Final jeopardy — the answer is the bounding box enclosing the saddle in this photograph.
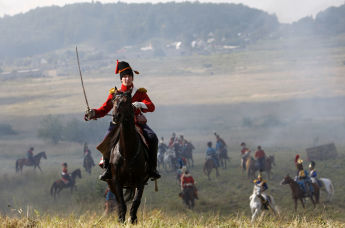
[96,124,149,158]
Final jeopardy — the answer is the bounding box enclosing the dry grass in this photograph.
[2,210,345,228]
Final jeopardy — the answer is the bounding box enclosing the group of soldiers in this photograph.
[252,153,322,209]
[22,60,324,212]
[158,132,193,168]
[204,132,229,168]
[240,142,266,172]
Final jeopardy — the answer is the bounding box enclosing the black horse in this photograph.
[83,154,95,174]
[107,90,152,224]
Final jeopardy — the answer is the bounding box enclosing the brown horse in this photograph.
[218,149,230,169]
[107,90,151,224]
[180,187,196,209]
[50,168,82,199]
[246,155,275,179]
[280,175,320,211]
[203,159,220,180]
[83,154,95,174]
[15,151,47,173]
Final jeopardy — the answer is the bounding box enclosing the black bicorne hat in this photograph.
[115,60,139,79]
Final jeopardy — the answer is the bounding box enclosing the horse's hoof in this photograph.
[131,217,138,224]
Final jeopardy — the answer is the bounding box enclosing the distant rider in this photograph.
[253,173,269,209]
[254,146,266,172]
[295,155,312,195]
[27,147,35,165]
[309,161,322,187]
[214,132,228,159]
[206,141,219,167]
[180,166,198,199]
[240,142,250,170]
[61,162,71,185]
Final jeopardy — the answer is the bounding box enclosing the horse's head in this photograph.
[35,151,47,160]
[112,89,134,124]
[41,151,47,159]
[267,155,275,165]
[280,174,292,185]
[72,168,82,179]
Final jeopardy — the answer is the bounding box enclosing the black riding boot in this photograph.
[258,195,268,210]
[148,143,161,180]
[99,159,112,181]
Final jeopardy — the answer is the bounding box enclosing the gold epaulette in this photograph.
[253,179,258,183]
[109,88,116,94]
[137,87,147,93]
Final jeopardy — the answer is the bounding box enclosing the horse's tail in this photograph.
[315,184,320,204]
[329,181,335,197]
[267,195,279,215]
[203,161,207,175]
[124,188,135,202]
[50,182,56,197]
[15,160,20,172]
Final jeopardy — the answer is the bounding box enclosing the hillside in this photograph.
[0,2,279,59]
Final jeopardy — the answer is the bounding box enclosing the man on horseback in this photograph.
[84,60,161,182]
[83,142,91,157]
[241,142,250,170]
[169,132,178,148]
[180,166,198,199]
[214,133,228,159]
[206,141,219,167]
[61,162,72,185]
[26,147,35,165]
[254,146,266,172]
[159,137,168,154]
[309,161,322,187]
[295,155,312,195]
[253,173,269,209]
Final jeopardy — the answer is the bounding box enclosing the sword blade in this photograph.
[76,46,90,111]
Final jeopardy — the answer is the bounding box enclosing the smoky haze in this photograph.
[0,1,345,216]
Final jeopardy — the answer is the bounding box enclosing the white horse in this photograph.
[249,185,278,222]
[311,177,334,202]
[163,149,176,171]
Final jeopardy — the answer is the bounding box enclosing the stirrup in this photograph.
[99,168,112,181]
[149,170,161,180]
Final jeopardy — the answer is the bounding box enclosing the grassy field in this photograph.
[1,143,345,227]
[1,36,345,226]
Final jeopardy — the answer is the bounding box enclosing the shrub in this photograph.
[0,123,17,136]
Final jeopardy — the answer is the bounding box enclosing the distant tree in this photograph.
[37,115,63,144]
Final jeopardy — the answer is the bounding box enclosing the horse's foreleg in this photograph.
[300,198,305,209]
[251,209,259,223]
[37,165,43,173]
[310,196,316,208]
[130,186,144,224]
[113,183,126,223]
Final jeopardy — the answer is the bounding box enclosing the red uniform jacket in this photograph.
[255,150,266,159]
[181,173,195,188]
[93,84,155,118]
[241,148,249,155]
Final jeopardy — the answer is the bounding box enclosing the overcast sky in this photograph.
[0,0,344,23]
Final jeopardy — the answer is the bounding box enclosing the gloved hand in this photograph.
[132,102,147,109]
[84,109,96,121]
